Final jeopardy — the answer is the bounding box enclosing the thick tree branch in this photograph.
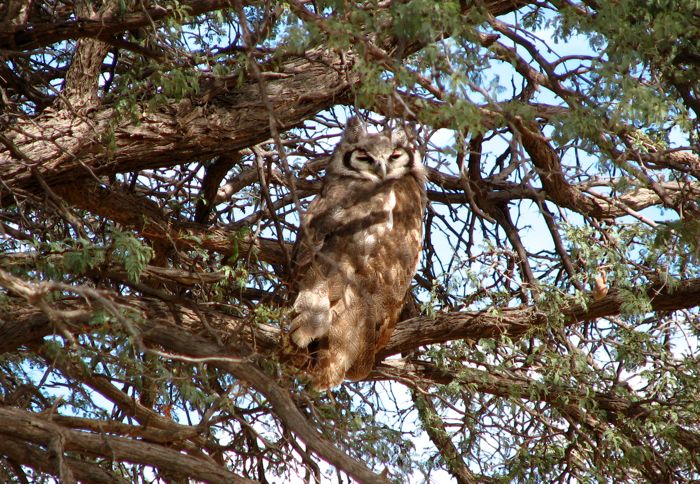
[0,0,237,51]
[0,406,253,483]
[0,46,356,200]
[195,153,243,223]
[60,1,116,110]
[511,116,606,217]
[381,278,700,358]
[50,179,289,265]
[0,435,127,484]
[3,268,700,368]
[1,265,699,480]
[0,0,530,202]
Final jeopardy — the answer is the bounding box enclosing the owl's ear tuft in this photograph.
[342,116,366,144]
[391,123,417,146]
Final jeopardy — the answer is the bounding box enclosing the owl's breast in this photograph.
[306,176,424,269]
[356,189,394,247]
[357,183,423,262]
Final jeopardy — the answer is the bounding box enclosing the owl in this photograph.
[289,117,427,390]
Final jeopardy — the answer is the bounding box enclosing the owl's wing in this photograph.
[289,183,350,348]
[293,182,349,274]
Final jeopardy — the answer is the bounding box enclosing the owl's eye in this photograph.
[355,151,373,163]
[390,149,404,161]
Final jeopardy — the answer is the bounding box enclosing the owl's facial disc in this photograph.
[347,149,384,180]
[331,125,421,183]
[345,146,411,181]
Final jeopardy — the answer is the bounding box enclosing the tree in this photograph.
[1,0,700,481]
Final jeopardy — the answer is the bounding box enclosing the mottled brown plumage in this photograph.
[289,117,426,390]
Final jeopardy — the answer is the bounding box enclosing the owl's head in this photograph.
[327,117,424,183]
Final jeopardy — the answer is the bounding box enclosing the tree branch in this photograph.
[0,406,253,483]
[0,435,127,484]
[3,268,700,370]
[410,388,477,484]
[50,178,289,266]
[381,278,700,358]
[0,0,237,51]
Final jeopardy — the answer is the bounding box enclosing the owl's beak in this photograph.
[373,160,387,179]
